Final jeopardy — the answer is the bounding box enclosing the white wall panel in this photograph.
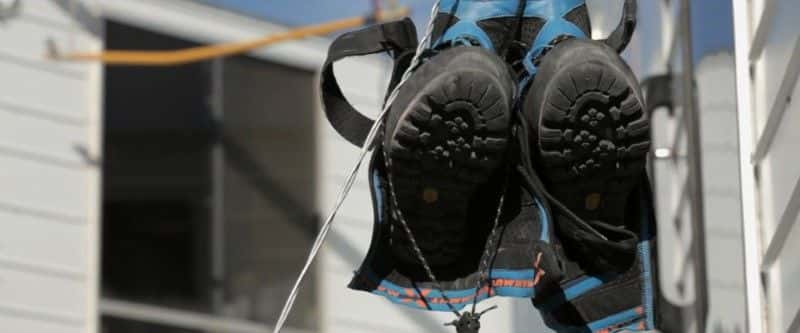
[0,210,87,274]
[0,107,87,164]
[0,312,83,333]
[0,1,102,332]
[0,155,88,218]
[0,60,88,121]
[19,0,84,26]
[316,56,535,332]
[0,15,92,73]
[0,266,87,319]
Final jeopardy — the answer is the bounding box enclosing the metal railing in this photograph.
[734,0,800,331]
[641,1,714,331]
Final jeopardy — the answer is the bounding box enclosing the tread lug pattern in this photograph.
[385,50,514,267]
[537,60,650,223]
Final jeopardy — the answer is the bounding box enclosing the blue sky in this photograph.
[689,0,735,61]
[199,0,733,64]
[198,0,437,33]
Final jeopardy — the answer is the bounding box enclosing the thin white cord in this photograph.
[272,3,441,332]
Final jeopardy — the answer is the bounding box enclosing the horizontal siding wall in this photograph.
[0,1,101,333]
[695,53,748,331]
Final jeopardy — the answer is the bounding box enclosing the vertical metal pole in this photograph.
[732,0,766,332]
[679,1,709,331]
[210,58,226,311]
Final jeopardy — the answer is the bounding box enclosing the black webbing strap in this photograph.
[321,18,419,147]
[603,0,637,53]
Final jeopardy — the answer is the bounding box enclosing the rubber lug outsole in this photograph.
[525,39,650,225]
[384,47,515,266]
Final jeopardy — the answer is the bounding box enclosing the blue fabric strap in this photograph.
[439,0,522,20]
[437,20,497,50]
[521,0,587,76]
[522,0,585,19]
[434,0,523,50]
[434,0,588,54]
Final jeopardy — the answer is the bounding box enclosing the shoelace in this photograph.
[499,0,609,242]
[271,2,442,333]
[274,2,604,332]
[512,110,608,242]
[382,148,508,321]
[377,1,533,327]
[379,1,607,327]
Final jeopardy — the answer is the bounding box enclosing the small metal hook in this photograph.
[444,306,499,333]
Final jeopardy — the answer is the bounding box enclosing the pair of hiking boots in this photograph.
[321,0,657,331]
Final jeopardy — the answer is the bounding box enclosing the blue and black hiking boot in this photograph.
[533,179,660,332]
[320,3,564,315]
[319,1,656,328]
[518,0,647,275]
[382,0,525,267]
[430,0,528,54]
[382,45,515,266]
[511,0,659,331]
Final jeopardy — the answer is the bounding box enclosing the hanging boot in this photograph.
[512,0,659,331]
[533,178,659,332]
[319,1,564,315]
[382,0,522,268]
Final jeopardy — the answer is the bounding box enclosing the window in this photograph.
[101,21,318,332]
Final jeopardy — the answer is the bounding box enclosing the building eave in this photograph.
[98,0,331,71]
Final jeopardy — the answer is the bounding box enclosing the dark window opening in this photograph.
[101,21,319,332]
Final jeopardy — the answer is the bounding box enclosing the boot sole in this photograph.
[534,42,650,223]
[384,47,514,266]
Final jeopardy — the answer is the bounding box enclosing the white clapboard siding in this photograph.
[0,13,92,74]
[0,59,89,122]
[0,266,88,319]
[0,1,102,333]
[0,210,88,275]
[0,106,88,165]
[18,0,83,27]
[0,154,89,218]
[0,311,84,333]
[695,54,748,325]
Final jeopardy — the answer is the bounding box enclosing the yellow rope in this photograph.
[51,7,409,66]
